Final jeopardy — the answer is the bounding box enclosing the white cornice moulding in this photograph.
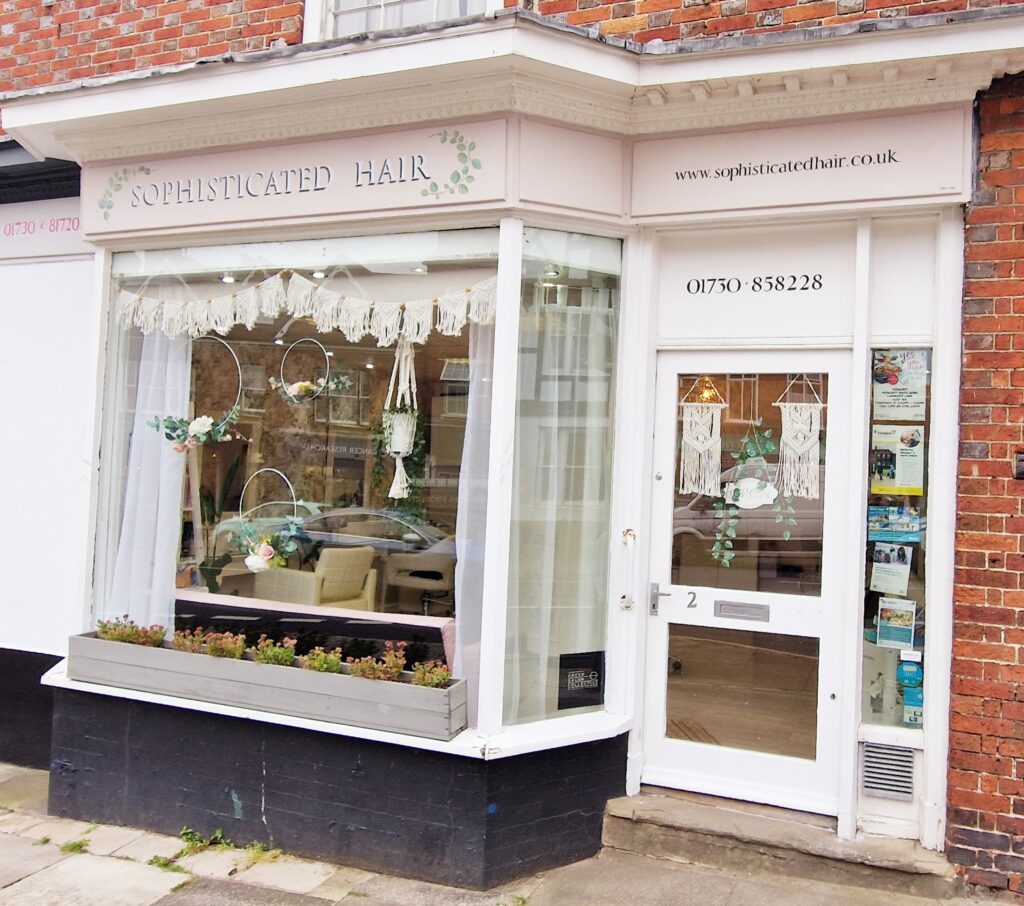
[3,15,1023,162]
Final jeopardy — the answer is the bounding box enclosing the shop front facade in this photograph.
[3,10,1024,891]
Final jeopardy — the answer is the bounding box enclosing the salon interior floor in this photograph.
[0,764,985,905]
[666,628,818,760]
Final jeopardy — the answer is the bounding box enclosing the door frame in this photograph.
[640,347,852,817]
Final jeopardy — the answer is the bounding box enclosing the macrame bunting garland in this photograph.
[382,337,419,500]
[117,271,498,345]
[774,376,825,500]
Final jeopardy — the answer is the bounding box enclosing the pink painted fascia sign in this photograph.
[631,108,970,217]
[81,120,507,236]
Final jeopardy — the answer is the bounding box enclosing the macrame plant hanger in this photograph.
[773,374,825,500]
[679,375,727,497]
[382,335,418,500]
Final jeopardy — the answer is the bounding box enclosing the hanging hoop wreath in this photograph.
[148,336,241,452]
[268,337,339,405]
[234,467,307,573]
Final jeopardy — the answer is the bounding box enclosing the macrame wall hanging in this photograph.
[678,376,727,497]
[773,375,825,500]
[382,337,419,500]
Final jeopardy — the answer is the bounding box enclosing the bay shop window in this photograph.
[94,226,621,737]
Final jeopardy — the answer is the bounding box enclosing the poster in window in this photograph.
[870,542,913,596]
[877,598,917,649]
[872,350,928,421]
[870,425,925,495]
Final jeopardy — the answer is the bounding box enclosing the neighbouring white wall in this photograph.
[0,199,99,656]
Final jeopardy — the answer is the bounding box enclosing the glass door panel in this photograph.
[672,373,827,597]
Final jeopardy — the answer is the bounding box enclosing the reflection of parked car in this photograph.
[301,508,448,553]
[674,465,825,541]
[213,501,326,554]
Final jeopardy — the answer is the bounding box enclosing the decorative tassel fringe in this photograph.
[469,276,498,324]
[388,456,410,499]
[372,304,403,348]
[339,298,372,342]
[436,291,467,336]
[403,299,433,344]
[259,273,287,316]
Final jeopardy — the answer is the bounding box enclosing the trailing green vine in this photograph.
[710,418,796,566]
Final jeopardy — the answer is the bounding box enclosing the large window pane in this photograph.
[102,229,497,711]
[503,229,621,724]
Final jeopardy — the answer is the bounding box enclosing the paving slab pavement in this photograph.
[0,834,67,888]
[0,851,185,906]
[0,763,1005,906]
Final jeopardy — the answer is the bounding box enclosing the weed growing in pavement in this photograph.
[60,839,88,854]
[175,826,232,858]
[148,855,185,873]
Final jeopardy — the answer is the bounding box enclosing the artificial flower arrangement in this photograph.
[148,408,239,452]
[268,373,352,405]
[234,516,307,573]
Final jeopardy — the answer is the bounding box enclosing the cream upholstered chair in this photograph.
[254,546,377,610]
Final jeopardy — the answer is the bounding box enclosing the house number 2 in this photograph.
[686,591,697,608]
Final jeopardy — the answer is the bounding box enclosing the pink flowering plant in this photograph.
[148,407,239,453]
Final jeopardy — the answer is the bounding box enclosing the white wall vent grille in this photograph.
[862,742,914,801]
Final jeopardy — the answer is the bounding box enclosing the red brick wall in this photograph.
[0,0,303,95]
[948,71,1024,893]
[533,0,1020,43]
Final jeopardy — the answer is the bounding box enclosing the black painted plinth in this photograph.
[49,689,626,888]
[0,648,61,769]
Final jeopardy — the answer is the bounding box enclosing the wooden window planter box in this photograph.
[67,633,468,741]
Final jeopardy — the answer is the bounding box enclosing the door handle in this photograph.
[649,582,671,616]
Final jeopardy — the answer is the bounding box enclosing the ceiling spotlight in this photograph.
[326,351,334,357]
[312,270,326,279]
[411,264,427,274]
[544,265,560,277]
[365,362,375,370]
[541,282,557,288]
[220,274,236,284]
[274,339,285,346]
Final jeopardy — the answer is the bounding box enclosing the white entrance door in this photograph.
[643,349,851,816]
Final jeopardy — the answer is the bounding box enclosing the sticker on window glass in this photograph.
[557,651,605,710]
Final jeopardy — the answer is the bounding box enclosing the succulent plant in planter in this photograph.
[299,647,343,673]
[172,627,207,653]
[204,631,246,659]
[96,615,166,646]
[250,635,296,666]
[411,661,452,688]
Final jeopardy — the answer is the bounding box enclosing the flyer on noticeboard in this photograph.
[872,350,928,421]
[870,424,925,495]
[870,542,913,596]
[867,505,923,543]
[877,598,917,649]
